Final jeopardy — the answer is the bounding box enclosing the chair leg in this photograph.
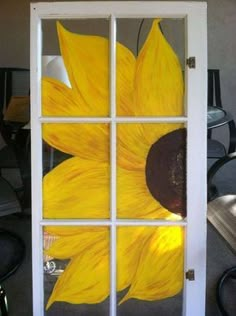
[0,286,8,316]
[216,266,236,316]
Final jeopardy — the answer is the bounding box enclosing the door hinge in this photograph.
[186,57,196,68]
[186,269,195,281]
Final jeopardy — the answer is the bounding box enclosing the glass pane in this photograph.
[116,18,185,117]
[44,226,110,315]
[42,123,110,219]
[116,226,184,316]
[42,19,109,117]
[117,123,186,219]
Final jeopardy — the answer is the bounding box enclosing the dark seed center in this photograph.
[145,128,186,217]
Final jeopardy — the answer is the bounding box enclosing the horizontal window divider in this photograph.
[117,117,187,123]
[40,219,187,226]
[38,13,187,20]
[34,1,202,19]
[39,116,188,124]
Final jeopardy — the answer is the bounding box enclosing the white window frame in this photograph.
[30,2,207,316]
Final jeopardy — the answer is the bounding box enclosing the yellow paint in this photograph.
[42,19,184,308]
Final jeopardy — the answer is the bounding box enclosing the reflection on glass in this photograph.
[117,123,186,219]
[44,226,110,315]
[42,123,110,219]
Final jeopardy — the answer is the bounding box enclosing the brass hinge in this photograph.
[186,269,195,281]
[186,57,196,69]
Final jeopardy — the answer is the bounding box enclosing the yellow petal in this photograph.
[46,231,109,308]
[117,227,153,291]
[118,123,184,171]
[45,226,149,298]
[43,157,109,219]
[42,123,109,162]
[120,226,184,303]
[141,123,184,150]
[42,77,91,116]
[57,22,109,116]
[117,124,148,171]
[45,227,108,259]
[116,43,136,116]
[45,227,151,294]
[135,19,184,116]
[117,167,171,219]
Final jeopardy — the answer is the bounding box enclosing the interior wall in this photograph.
[0,0,236,145]
[0,0,30,68]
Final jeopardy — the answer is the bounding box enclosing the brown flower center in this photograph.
[145,128,186,217]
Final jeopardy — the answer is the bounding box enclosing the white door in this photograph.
[30,2,207,316]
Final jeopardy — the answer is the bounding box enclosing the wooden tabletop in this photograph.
[208,194,236,254]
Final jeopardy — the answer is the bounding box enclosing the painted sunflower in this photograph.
[42,19,185,309]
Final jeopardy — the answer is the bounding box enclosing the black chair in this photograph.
[207,69,236,158]
[0,130,31,210]
[0,68,31,209]
[207,153,236,316]
[0,67,30,170]
[208,69,222,109]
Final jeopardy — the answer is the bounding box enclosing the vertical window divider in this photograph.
[30,5,44,315]
[109,14,117,316]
